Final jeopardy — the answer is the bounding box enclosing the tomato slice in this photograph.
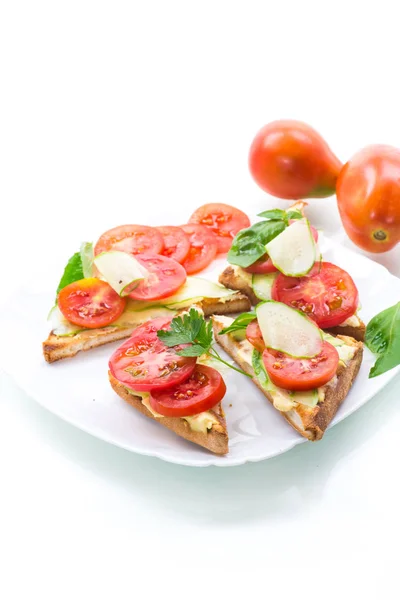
[157,226,190,264]
[246,320,265,352]
[180,224,218,274]
[129,254,187,301]
[94,225,164,256]
[262,341,339,391]
[272,262,359,328]
[58,278,126,329]
[109,317,196,392]
[244,225,318,274]
[189,203,251,254]
[149,364,226,417]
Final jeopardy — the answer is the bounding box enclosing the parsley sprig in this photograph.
[157,309,251,377]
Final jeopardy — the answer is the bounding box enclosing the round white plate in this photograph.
[1,237,399,467]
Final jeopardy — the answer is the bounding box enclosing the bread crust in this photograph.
[218,266,366,341]
[212,317,363,441]
[43,293,251,363]
[109,373,229,455]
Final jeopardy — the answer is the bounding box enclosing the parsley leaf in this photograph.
[157,309,251,377]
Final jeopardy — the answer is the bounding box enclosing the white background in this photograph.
[1,1,400,598]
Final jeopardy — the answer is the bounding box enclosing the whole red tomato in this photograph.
[249,120,342,199]
[337,145,400,253]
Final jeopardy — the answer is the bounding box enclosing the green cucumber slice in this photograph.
[265,218,316,276]
[48,305,83,336]
[80,242,94,278]
[256,300,322,358]
[93,251,147,296]
[252,273,277,301]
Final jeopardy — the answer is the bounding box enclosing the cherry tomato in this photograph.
[262,342,339,391]
[94,225,164,256]
[272,262,358,329]
[149,364,226,417]
[157,226,190,264]
[246,320,265,352]
[180,223,218,274]
[109,317,196,392]
[337,145,400,253]
[244,224,318,274]
[189,203,251,254]
[58,278,126,329]
[249,120,342,199]
[129,254,186,301]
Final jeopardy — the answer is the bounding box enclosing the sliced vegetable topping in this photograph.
[272,262,359,328]
[109,317,196,392]
[265,218,316,276]
[157,226,191,264]
[256,300,323,358]
[189,203,251,254]
[94,225,164,257]
[129,254,187,301]
[58,278,126,329]
[180,223,218,274]
[262,341,339,391]
[93,251,147,296]
[149,364,226,417]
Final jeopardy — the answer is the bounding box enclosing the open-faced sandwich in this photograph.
[212,301,363,441]
[218,202,366,341]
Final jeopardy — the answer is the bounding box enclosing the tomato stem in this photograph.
[373,230,387,241]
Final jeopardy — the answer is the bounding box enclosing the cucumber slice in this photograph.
[252,273,277,301]
[265,218,316,276]
[256,300,322,358]
[93,251,147,296]
[163,277,236,308]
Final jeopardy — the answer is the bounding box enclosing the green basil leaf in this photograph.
[257,208,287,221]
[366,302,400,378]
[220,312,256,334]
[228,220,286,268]
[251,349,269,389]
[286,210,303,220]
[56,252,84,297]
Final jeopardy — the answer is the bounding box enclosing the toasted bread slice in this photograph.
[109,373,229,455]
[212,315,363,441]
[218,265,366,341]
[43,293,251,363]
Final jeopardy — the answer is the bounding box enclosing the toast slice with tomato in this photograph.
[108,373,229,455]
[218,265,366,341]
[212,315,363,441]
[43,293,251,363]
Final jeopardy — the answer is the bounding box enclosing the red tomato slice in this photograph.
[272,262,358,329]
[109,317,196,392]
[180,224,218,274]
[129,254,187,301]
[157,226,190,264]
[244,224,318,274]
[94,225,164,256]
[262,341,339,391]
[246,320,265,352]
[189,203,251,254]
[149,364,226,417]
[58,278,126,329]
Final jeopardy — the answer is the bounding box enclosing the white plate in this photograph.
[1,238,399,467]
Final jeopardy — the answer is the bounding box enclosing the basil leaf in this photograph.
[56,252,84,297]
[227,220,286,268]
[220,312,256,334]
[252,349,269,389]
[366,302,400,378]
[286,210,303,220]
[257,209,287,221]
